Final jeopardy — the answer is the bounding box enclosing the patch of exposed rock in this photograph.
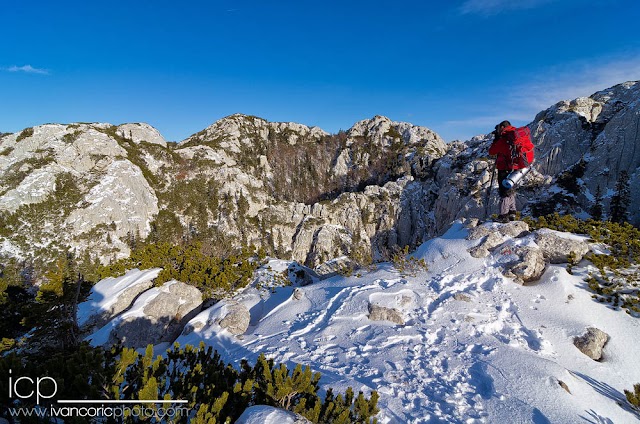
[467,221,530,258]
[368,303,405,325]
[217,300,251,335]
[534,230,590,263]
[573,327,609,361]
[503,246,547,285]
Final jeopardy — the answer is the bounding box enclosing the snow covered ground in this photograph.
[180,222,640,423]
[89,222,640,423]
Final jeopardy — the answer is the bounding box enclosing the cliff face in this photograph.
[0,81,638,270]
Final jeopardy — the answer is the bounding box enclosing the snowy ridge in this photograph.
[144,222,640,423]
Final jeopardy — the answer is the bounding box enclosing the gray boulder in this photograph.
[573,327,609,361]
[468,232,504,258]
[368,303,405,325]
[497,221,530,238]
[534,230,590,264]
[218,300,251,335]
[89,280,202,348]
[503,246,547,285]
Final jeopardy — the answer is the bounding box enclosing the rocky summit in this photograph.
[0,81,639,271]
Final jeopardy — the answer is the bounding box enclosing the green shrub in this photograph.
[15,127,34,142]
[526,214,640,316]
[625,383,640,410]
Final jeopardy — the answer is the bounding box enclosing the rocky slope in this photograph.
[0,81,638,271]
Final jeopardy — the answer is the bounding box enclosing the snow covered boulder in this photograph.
[77,268,161,330]
[236,405,312,424]
[503,246,546,285]
[573,327,609,361]
[287,262,318,286]
[534,230,589,264]
[87,280,202,348]
[467,221,529,241]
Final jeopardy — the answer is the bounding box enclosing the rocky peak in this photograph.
[178,114,328,149]
[347,115,446,152]
[116,123,167,147]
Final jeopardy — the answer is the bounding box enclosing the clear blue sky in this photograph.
[1,0,639,142]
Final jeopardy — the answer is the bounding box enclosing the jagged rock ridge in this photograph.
[0,80,638,271]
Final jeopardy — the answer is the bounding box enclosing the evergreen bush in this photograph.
[525,214,640,316]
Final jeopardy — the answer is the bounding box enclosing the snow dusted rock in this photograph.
[468,221,528,242]
[497,221,530,238]
[77,268,161,330]
[573,327,609,361]
[503,246,546,285]
[116,123,167,147]
[534,230,590,264]
[218,300,251,335]
[467,222,529,258]
[468,232,504,258]
[368,303,405,325]
[315,256,356,279]
[236,405,312,424]
[88,280,202,348]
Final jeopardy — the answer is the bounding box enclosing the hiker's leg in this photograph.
[507,193,517,220]
[497,171,511,220]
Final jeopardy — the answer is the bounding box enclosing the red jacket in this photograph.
[488,125,533,171]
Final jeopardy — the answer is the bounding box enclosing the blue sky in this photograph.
[1,0,639,142]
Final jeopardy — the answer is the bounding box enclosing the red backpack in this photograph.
[507,126,534,169]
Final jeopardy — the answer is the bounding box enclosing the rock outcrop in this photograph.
[534,230,590,264]
[88,280,203,348]
[503,246,547,285]
[217,300,251,335]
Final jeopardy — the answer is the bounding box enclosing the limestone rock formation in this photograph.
[88,280,203,348]
[217,300,251,335]
[534,230,590,264]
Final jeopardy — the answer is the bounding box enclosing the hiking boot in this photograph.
[508,211,517,221]
[497,214,509,223]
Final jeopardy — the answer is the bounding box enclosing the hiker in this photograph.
[488,120,534,222]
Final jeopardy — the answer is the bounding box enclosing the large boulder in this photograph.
[573,327,609,361]
[77,268,161,330]
[87,280,203,348]
[218,300,251,335]
[534,230,590,264]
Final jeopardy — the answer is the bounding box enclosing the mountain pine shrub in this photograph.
[525,213,640,317]
[625,383,640,410]
[15,126,34,142]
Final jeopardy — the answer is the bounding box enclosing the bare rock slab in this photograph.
[534,230,590,264]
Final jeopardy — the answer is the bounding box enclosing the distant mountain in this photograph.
[0,81,638,270]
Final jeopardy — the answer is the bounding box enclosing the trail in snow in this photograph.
[92,222,640,423]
